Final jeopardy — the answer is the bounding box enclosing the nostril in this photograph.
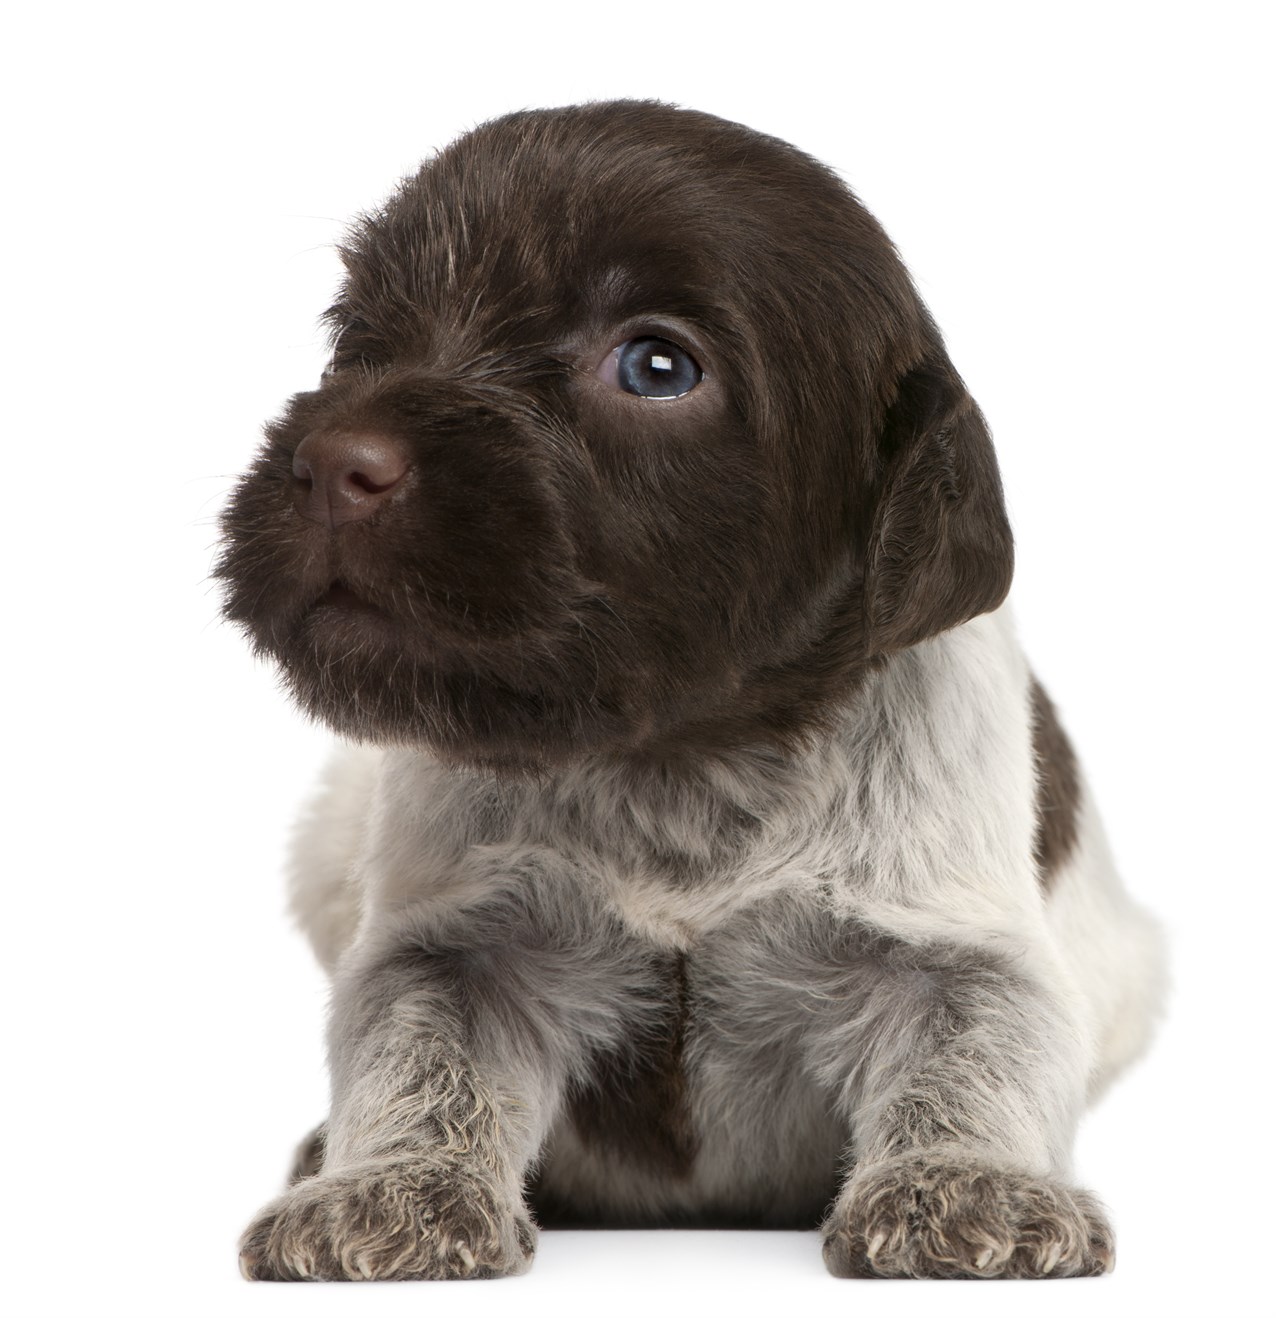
[344,441,410,493]
[349,468,401,494]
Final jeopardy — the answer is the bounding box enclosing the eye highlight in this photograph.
[598,337,703,399]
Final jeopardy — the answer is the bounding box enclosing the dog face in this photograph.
[218,101,1013,770]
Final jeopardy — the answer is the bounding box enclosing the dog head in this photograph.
[217,101,1012,771]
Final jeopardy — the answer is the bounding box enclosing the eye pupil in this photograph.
[616,337,701,398]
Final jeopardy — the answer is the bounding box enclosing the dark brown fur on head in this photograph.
[217,101,1013,772]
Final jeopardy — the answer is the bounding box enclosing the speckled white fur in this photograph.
[280,602,1164,1237]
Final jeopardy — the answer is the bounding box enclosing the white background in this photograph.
[3,2,1272,1316]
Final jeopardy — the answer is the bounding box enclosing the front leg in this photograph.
[240,938,558,1281]
[820,934,1113,1279]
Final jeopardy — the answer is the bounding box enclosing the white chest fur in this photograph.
[349,608,1042,956]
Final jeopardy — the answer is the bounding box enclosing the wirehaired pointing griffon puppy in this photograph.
[219,101,1165,1281]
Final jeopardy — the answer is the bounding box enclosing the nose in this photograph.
[291,430,411,528]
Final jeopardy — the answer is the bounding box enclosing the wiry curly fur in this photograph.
[242,1040,535,1281]
[823,1156,1114,1279]
[219,101,1165,1281]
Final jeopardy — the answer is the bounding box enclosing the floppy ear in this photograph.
[864,356,1014,655]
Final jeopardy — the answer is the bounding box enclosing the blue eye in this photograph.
[601,337,703,398]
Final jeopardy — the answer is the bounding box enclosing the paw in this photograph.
[239,1162,536,1281]
[822,1155,1114,1279]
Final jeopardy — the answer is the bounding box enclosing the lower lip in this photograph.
[308,583,394,627]
[317,583,370,610]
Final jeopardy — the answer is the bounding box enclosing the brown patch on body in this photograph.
[1029,676,1081,889]
[564,951,698,1178]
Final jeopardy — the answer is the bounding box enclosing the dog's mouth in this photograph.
[312,580,384,615]
[298,577,407,645]
[299,575,498,659]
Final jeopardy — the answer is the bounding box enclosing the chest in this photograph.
[528,895,907,1224]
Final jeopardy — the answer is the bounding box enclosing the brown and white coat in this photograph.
[220,101,1165,1281]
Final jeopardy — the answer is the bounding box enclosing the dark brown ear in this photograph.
[864,357,1014,655]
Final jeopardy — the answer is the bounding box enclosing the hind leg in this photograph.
[287,1122,327,1184]
[1043,792,1167,1100]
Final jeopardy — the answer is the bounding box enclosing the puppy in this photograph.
[218,100,1165,1281]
